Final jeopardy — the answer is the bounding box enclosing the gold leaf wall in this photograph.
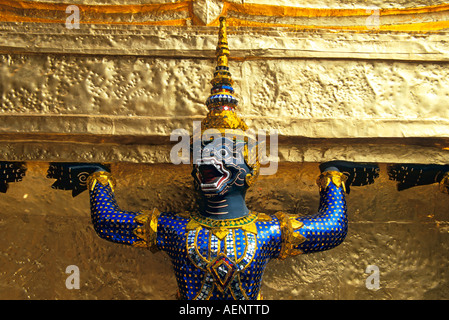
[0,0,449,300]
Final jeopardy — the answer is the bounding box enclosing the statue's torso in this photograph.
[157,211,281,300]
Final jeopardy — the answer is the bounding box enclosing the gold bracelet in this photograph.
[316,170,347,193]
[86,171,116,193]
[133,208,161,252]
[275,211,305,260]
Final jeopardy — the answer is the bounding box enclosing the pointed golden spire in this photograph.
[206,16,237,111]
[216,16,230,67]
[202,16,248,135]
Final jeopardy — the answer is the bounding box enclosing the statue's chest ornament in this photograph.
[185,212,259,299]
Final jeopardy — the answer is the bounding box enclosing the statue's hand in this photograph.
[319,160,379,193]
[0,161,27,193]
[47,162,110,197]
[387,163,449,192]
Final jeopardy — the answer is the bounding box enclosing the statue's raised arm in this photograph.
[47,163,158,250]
[276,161,379,258]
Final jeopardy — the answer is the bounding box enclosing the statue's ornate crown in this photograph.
[198,17,260,186]
[201,17,248,134]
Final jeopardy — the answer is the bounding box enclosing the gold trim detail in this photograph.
[275,211,305,260]
[316,170,348,193]
[0,0,190,26]
[86,171,116,193]
[186,211,259,239]
[189,211,258,228]
[133,208,161,252]
[1,0,448,32]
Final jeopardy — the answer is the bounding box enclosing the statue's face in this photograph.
[191,136,251,197]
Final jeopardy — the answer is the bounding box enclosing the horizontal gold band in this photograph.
[0,0,448,32]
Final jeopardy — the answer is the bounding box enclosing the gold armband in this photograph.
[316,171,347,193]
[440,172,449,194]
[86,171,116,193]
[275,211,306,260]
[133,208,161,252]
